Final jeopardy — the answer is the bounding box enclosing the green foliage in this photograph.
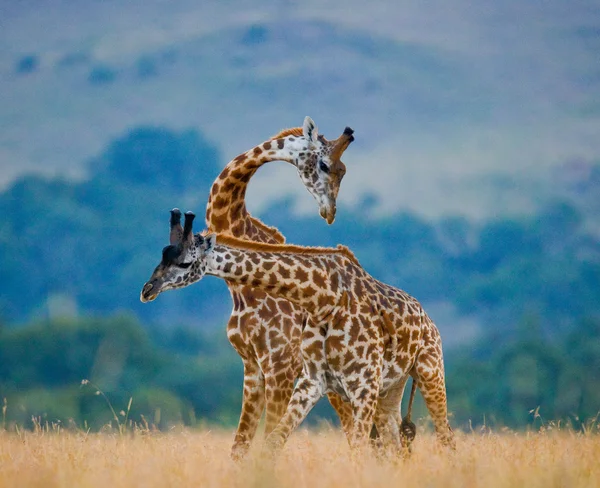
[0,315,597,431]
[0,125,224,324]
[0,124,598,431]
[446,316,600,428]
[1,124,598,336]
[0,316,242,430]
[93,126,219,191]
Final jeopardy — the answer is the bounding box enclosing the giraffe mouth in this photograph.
[140,282,159,303]
[320,204,336,225]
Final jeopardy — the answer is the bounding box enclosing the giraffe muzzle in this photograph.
[320,204,336,225]
[140,282,158,303]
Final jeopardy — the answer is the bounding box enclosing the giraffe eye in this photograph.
[177,262,193,269]
[319,160,330,174]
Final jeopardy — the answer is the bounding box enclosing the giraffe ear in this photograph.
[202,233,217,253]
[303,116,318,144]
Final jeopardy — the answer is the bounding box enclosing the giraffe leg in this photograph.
[264,374,325,452]
[372,407,400,457]
[347,391,379,452]
[341,366,382,452]
[329,393,383,453]
[327,392,354,443]
[373,379,410,457]
[263,367,295,437]
[264,322,327,452]
[413,335,455,449]
[230,358,266,460]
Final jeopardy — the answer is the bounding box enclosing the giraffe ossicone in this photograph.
[141,212,454,454]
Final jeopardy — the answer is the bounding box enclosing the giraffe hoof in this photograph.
[264,434,285,455]
[230,442,250,461]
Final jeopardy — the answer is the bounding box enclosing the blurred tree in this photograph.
[0,126,224,323]
[446,315,600,428]
[15,54,38,75]
[94,126,219,192]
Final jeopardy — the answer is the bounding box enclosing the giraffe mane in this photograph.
[269,127,304,140]
[247,216,286,244]
[213,233,360,266]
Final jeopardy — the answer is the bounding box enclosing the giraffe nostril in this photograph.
[140,282,160,303]
[142,282,153,296]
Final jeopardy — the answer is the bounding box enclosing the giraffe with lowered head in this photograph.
[157,117,356,459]
[141,213,454,455]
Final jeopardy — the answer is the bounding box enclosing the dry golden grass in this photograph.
[0,427,598,488]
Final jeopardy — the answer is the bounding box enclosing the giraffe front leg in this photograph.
[264,374,325,452]
[231,358,266,461]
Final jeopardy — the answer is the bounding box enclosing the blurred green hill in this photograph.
[0,124,598,429]
[1,125,598,339]
[1,315,598,430]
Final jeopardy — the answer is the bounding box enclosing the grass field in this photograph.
[1,426,598,488]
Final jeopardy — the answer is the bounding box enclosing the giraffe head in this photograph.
[283,117,354,225]
[140,209,214,302]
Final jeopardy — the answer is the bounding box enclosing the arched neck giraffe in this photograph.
[141,214,455,456]
[163,117,355,460]
[206,116,354,237]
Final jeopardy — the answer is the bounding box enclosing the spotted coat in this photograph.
[142,231,455,455]
[187,117,354,459]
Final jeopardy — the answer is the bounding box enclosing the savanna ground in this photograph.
[1,424,599,488]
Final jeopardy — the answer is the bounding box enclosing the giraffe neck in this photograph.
[205,243,344,318]
[205,135,305,238]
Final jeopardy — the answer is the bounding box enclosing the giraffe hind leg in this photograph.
[373,377,413,458]
[341,368,382,452]
[329,392,387,452]
[413,344,455,450]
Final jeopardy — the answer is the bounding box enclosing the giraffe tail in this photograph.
[400,378,417,444]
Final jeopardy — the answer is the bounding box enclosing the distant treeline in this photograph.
[0,125,598,431]
[0,315,598,431]
[0,125,598,339]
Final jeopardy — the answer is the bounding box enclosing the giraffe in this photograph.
[140,214,454,456]
[169,117,356,459]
